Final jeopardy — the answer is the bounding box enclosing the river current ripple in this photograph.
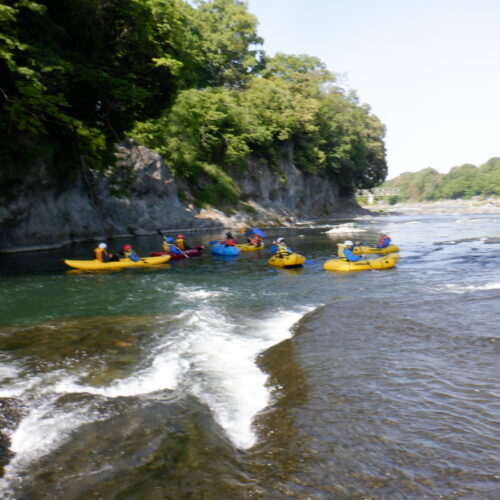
[0,212,499,498]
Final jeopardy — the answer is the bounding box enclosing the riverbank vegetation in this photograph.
[1,0,387,203]
[384,158,500,202]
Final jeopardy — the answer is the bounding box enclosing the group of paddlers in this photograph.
[93,231,392,263]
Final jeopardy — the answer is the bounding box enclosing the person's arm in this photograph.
[344,248,361,262]
[128,252,140,262]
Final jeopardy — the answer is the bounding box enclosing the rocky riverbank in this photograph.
[0,140,362,254]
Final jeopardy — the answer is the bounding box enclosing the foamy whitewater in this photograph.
[444,282,500,294]
[0,285,312,495]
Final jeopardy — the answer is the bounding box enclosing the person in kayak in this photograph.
[273,237,292,257]
[175,234,191,251]
[163,237,182,255]
[222,232,238,246]
[376,233,392,249]
[122,244,140,262]
[343,240,363,262]
[247,233,262,246]
[94,242,119,262]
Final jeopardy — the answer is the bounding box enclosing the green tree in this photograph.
[0,0,186,183]
[438,164,479,199]
[189,0,264,87]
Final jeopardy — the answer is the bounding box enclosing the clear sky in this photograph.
[246,0,500,178]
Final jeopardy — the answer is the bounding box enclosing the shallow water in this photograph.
[1,213,499,498]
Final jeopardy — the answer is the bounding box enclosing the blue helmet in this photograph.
[167,237,174,243]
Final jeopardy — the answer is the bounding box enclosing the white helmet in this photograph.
[277,237,285,243]
[344,240,353,246]
[98,242,107,249]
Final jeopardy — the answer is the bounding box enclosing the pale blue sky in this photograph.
[246,0,500,178]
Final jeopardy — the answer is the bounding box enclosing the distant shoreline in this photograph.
[363,198,500,215]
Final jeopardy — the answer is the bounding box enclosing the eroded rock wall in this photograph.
[0,140,359,253]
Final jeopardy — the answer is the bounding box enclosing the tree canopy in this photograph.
[385,159,500,201]
[1,0,387,203]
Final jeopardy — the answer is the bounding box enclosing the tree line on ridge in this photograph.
[384,158,500,202]
[1,0,387,206]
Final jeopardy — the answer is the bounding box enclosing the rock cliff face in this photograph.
[0,140,359,253]
[234,143,354,216]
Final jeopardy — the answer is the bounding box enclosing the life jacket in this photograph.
[275,245,291,257]
[175,238,185,250]
[378,235,391,248]
[223,239,235,246]
[124,250,140,262]
[94,247,105,262]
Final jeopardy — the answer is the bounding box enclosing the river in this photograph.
[0,212,499,499]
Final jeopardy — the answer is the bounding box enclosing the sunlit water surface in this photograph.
[0,212,499,498]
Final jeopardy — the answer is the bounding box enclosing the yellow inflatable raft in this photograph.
[236,242,265,252]
[268,253,306,268]
[64,255,170,270]
[324,253,399,272]
[337,243,399,258]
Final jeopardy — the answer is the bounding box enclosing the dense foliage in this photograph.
[1,0,387,202]
[385,158,500,201]
[133,53,387,201]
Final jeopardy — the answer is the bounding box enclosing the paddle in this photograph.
[156,229,189,258]
[244,227,266,237]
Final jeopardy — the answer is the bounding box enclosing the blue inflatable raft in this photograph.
[210,243,241,256]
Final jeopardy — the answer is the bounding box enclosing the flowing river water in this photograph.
[0,212,499,499]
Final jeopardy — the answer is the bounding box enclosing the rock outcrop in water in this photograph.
[0,140,360,253]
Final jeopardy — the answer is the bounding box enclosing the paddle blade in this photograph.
[208,240,219,245]
[244,228,266,237]
[304,260,313,265]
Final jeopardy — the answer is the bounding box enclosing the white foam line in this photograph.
[444,282,500,293]
[0,397,103,495]
[325,223,366,234]
[188,308,309,449]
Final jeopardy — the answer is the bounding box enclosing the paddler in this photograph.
[175,234,191,251]
[343,240,364,262]
[122,244,140,262]
[248,233,262,247]
[376,233,392,249]
[273,237,292,257]
[163,237,182,255]
[94,242,119,262]
[222,232,238,246]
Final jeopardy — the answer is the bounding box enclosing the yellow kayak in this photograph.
[236,242,265,252]
[337,243,399,257]
[324,253,399,272]
[268,253,306,268]
[64,255,171,270]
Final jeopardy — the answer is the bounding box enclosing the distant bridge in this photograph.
[356,188,400,204]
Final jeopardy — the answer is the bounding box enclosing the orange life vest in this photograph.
[175,238,185,250]
[94,247,106,262]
